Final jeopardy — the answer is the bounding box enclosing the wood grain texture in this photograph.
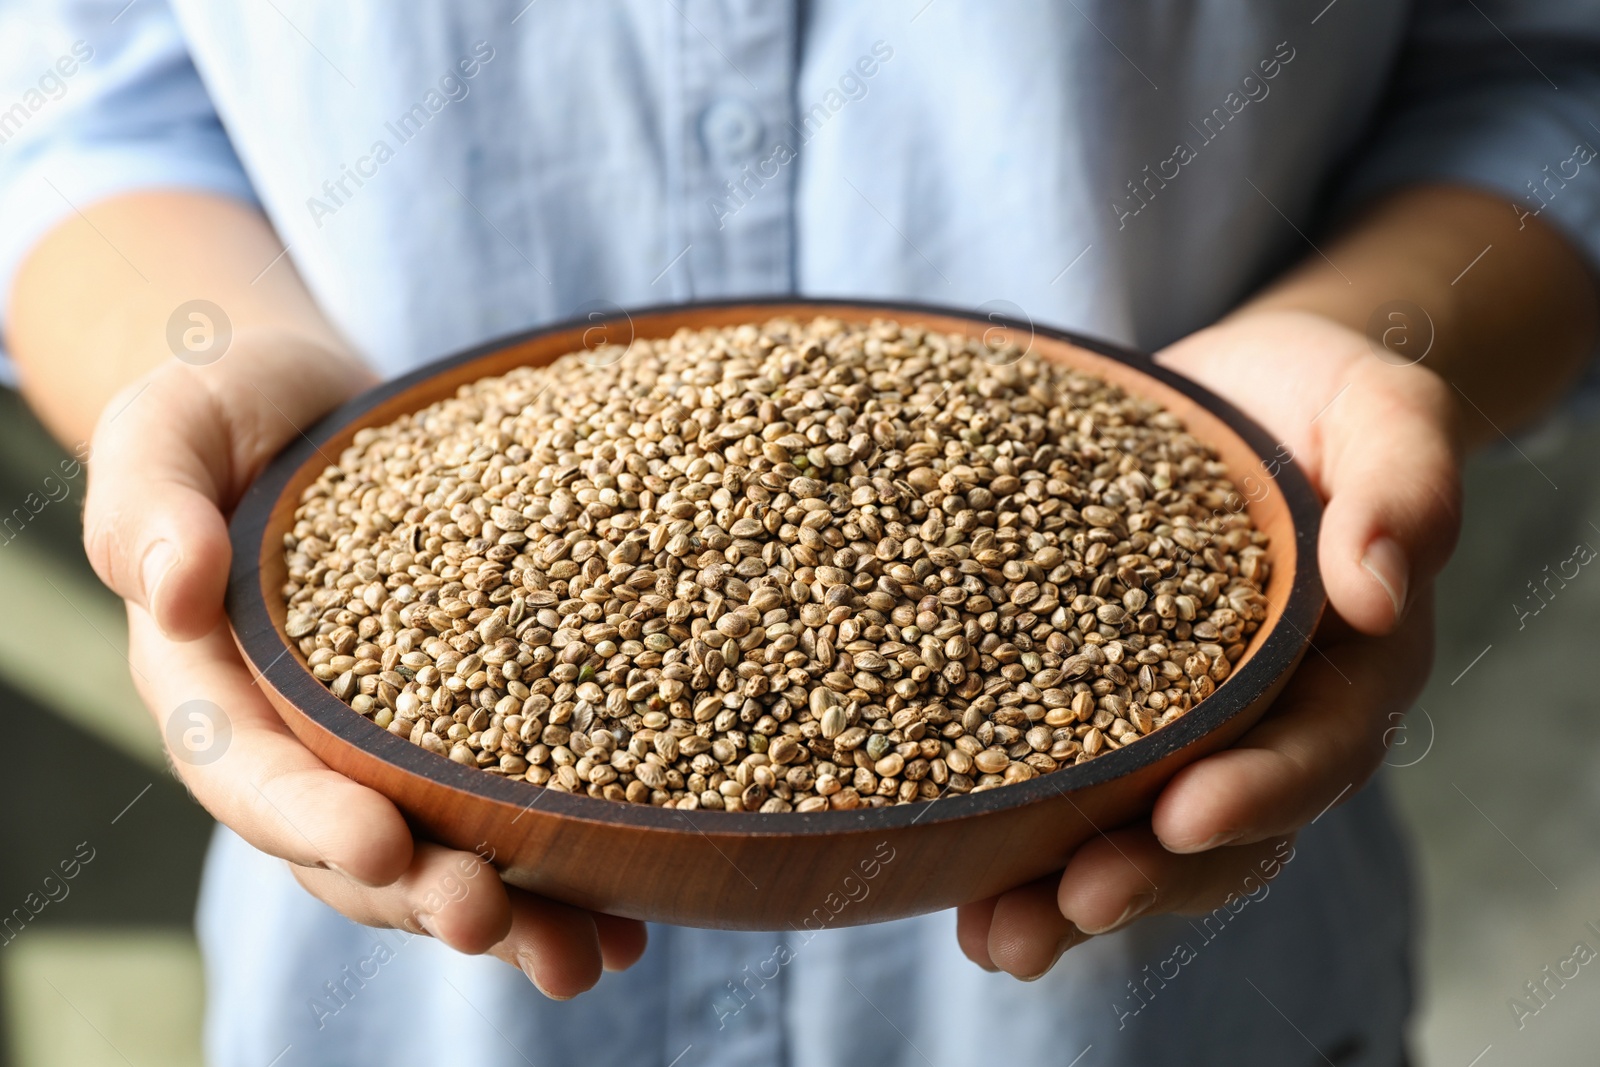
[226,299,1325,930]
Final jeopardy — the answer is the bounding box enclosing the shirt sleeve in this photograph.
[1334,0,1600,272]
[0,0,258,334]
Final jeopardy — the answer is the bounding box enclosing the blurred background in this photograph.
[0,385,1596,1066]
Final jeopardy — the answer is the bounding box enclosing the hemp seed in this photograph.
[281,316,1269,811]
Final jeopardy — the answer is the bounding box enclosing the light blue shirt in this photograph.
[3,1,1599,1064]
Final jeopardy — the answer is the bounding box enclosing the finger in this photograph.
[85,370,235,640]
[1152,594,1433,853]
[593,912,649,972]
[129,604,413,885]
[1056,826,1295,934]
[485,892,608,999]
[955,896,1000,972]
[84,345,373,641]
[290,843,512,955]
[1317,360,1461,635]
[984,875,1090,980]
[293,841,646,997]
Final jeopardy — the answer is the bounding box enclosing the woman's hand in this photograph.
[955,308,1463,979]
[84,329,647,998]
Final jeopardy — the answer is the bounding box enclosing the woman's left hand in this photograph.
[955,308,1463,979]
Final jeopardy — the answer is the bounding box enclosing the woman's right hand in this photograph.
[83,330,646,998]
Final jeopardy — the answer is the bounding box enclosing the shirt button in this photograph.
[700,98,764,160]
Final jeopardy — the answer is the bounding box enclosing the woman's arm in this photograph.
[1241,183,1599,443]
[6,191,360,444]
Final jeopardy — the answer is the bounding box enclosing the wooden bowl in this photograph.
[226,298,1324,930]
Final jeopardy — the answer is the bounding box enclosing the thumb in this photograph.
[83,368,236,641]
[1316,361,1462,635]
[82,332,375,640]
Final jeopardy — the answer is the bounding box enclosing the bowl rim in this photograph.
[226,296,1325,838]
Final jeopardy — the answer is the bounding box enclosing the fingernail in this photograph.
[522,957,574,1001]
[1020,929,1084,981]
[1079,892,1156,935]
[141,539,179,608]
[1360,535,1408,624]
[415,912,441,938]
[1167,830,1242,855]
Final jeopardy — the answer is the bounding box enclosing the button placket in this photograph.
[672,0,797,299]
